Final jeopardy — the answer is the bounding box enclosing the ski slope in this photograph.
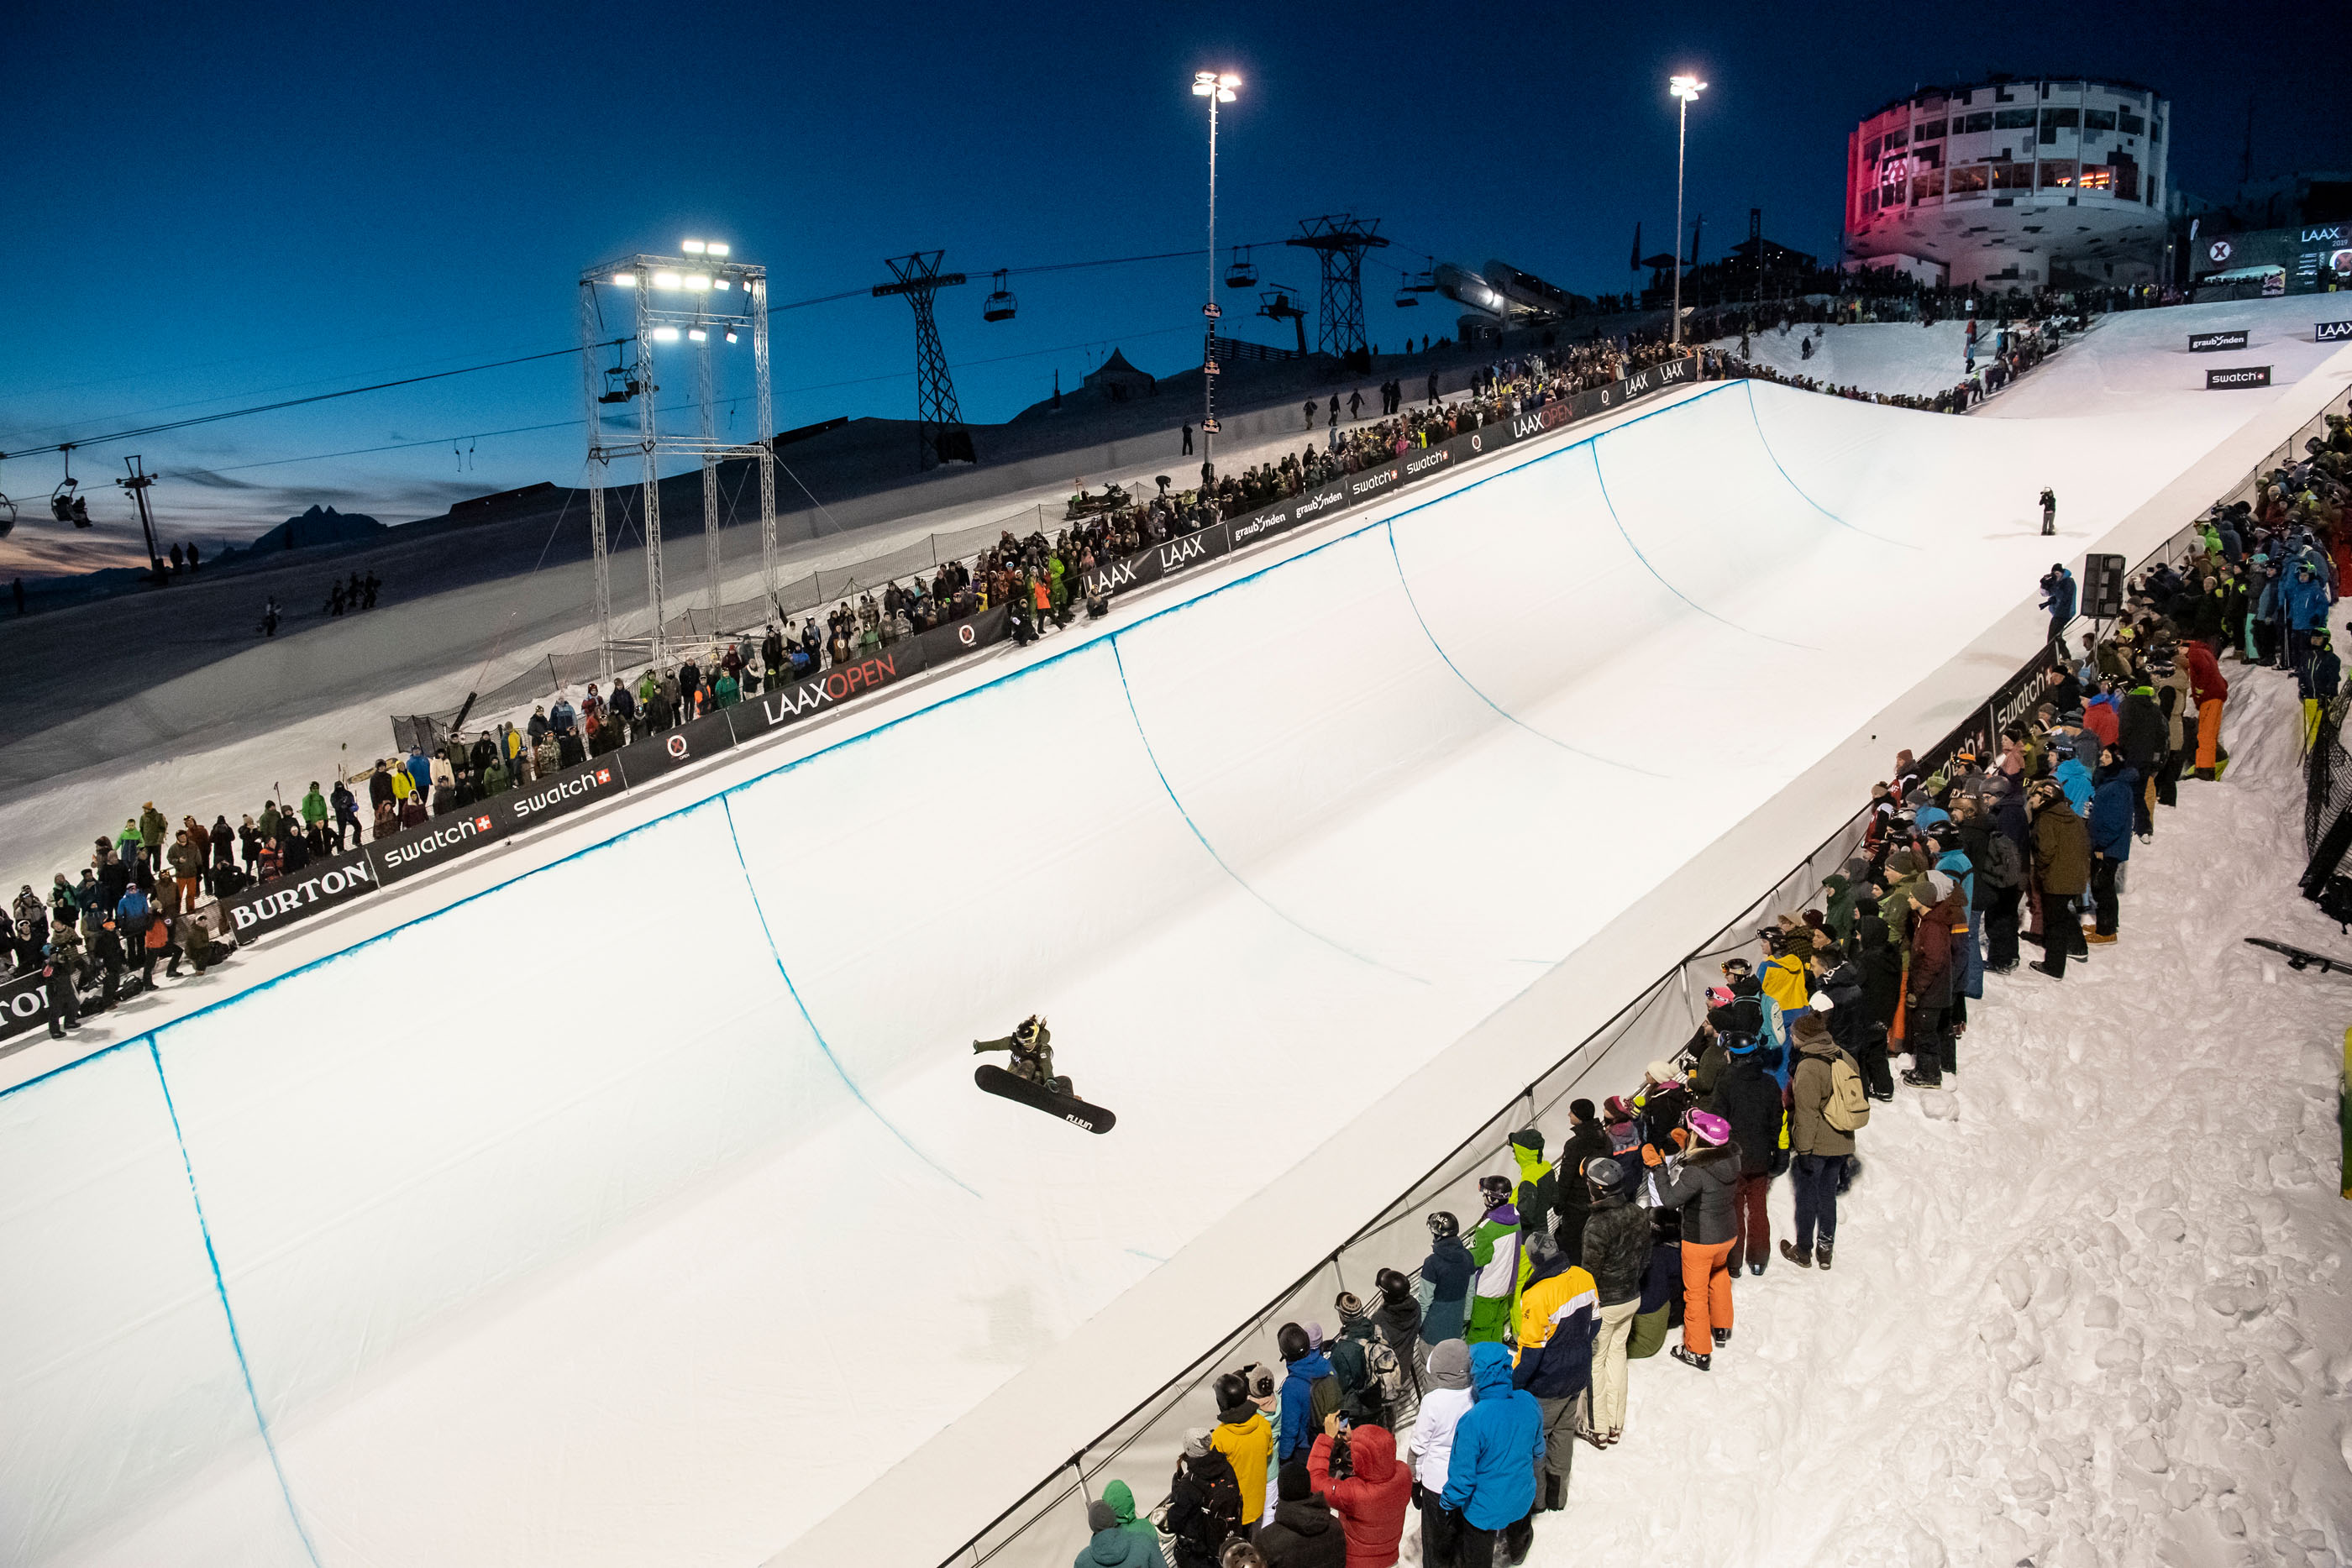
[3,366,2346,1568]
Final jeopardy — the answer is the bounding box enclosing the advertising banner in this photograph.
[614,708,740,789]
[914,603,1011,665]
[216,842,386,939]
[370,806,506,886]
[2206,365,2272,390]
[1914,641,2065,783]
[732,642,929,739]
[2318,319,2352,344]
[0,971,50,1046]
[2188,330,2250,352]
[1228,481,1347,551]
[485,755,627,838]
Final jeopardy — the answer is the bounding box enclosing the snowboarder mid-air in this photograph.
[974,1015,1068,1096]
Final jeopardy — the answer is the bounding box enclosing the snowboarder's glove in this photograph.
[1641,1145,1662,1168]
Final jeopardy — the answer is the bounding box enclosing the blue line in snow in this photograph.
[1109,639,1428,984]
[147,1036,327,1568]
[720,794,981,1198]
[1740,379,1918,549]
[1584,439,1818,652]
[1383,521,1667,778]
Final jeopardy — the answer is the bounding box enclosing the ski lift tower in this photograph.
[580,239,775,680]
[1286,214,1389,359]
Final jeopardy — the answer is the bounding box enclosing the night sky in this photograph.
[2,0,2334,556]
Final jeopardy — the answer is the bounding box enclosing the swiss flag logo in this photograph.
[595,768,612,784]
[475,815,492,831]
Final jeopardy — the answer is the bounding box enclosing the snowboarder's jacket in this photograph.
[2053,754,2094,814]
[1416,1234,1474,1345]
[1326,1319,1387,1424]
[1439,1342,1545,1529]
[1464,1204,1521,1342]
[1758,947,1809,1013]
[2118,687,2166,767]
[301,789,328,826]
[1507,1131,1556,1240]
[1163,1450,1244,1568]
[2088,761,2139,861]
[1907,886,1963,1008]
[1277,1350,1336,1463]
[1660,1144,1740,1246]
[2040,569,2076,622]
[1074,1515,1164,1568]
[2033,797,2092,896]
[1821,873,1862,941]
[2181,640,2229,706]
[1306,1426,1412,1568]
[1580,1193,1649,1308]
[1100,1481,1161,1554]
[1511,1257,1598,1400]
[1256,1491,1346,1568]
[1210,1400,1273,1527]
[1789,1022,1857,1157]
[1711,1049,1783,1178]
[1552,1118,1612,1244]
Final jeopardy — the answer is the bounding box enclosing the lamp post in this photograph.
[1668,73,1707,347]
[1192,69,1239,487]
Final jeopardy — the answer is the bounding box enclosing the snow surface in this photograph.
[1520,672,2352,1568]
[3,364,2348,1568]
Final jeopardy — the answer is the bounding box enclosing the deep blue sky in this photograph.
[2,0,2333,547]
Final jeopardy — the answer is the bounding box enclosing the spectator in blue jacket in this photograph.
[404,747,431,800]
[1439,1341,1543,1567]
[1273,1323,1335,1466]
[2086,747,2138,944]
[2040,564,2076,650]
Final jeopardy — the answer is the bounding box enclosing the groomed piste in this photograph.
[0,368,2323,1567]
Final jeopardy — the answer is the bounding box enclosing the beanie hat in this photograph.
[1644,1060,1677,1084]
[1183,1428,1213,1460]
[1687,1109,1731,1146]
[1509,1126,1543,1156]
[1089,1501,1118,1531]
[1305,1322,1326,1351]
[1569,1098,1597,1123]
[1334,1291,1365,1320]
[1604,1095,1635,1123]
[1429,1339,1473,1389]
[1923,870,1955,904]
[1278,1462,1312,1502]
[1808,990,1835,1012]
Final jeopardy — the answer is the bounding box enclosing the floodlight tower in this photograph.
[1286,214,1389,359]
[580,239,774,678]
[1191,68,1240,483]
[1667,74,1708,346]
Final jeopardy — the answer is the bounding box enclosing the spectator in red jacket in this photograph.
[1305,1414,1411,1568]
[2181,639,2230,779]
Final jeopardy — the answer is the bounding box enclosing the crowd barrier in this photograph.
[933,420,2258,1568]
[0,356,1704,1052]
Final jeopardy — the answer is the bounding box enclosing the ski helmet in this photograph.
[1374,1266,1411,1301]
[1584,1156,1624,1193]
[1687,1109,1731,1146]
[1425,1210,1460,1241]
[1214,1371,1251,1411]
[1015,1015,1039,1041]
[1276,1322,1311,1362]
[1478,1174,1514,1209]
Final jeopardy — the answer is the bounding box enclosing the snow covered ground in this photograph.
[3,354,2348,1568]
[1527,670,2352,1568]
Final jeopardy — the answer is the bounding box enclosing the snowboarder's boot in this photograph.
[1670,1345,1711,1371]
[2028,960,2063,980]
[1748,1260,1766,1277]
[1712,1326,1731,1346]
[1815,1240,1835,1271]
[1779,1240,1813,1268]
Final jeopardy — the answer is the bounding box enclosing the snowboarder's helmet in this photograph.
[1015,1015,1038,1041]
[1276,1322,1312,1362]
[1425,1211,1459,1241]
[1374,1266,1411,1301]
[1584,1156,1624,1193]
[1214,1371,1250,1410]
[1478,1175,1513,1209]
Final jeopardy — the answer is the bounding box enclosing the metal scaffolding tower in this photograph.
[1286,214,1389,359]
[579,244,774,679]
[873,251,970,470]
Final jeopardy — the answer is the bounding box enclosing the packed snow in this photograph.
[1,354,2346,1567]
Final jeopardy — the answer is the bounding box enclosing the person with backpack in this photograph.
[1508,1230,1595,1513]
[1275,1324,1338,1467]
[1368,1270,1424,1381]
[1783,1013,1865,1270]
[1327,1295,1402,1429]
[1210,1371,1275,1537]
[1165,1429,1245,1568]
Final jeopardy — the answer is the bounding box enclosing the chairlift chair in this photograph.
[598,346,641,405]
[1407,268,1438,291]
[51,478,90,527]
[0,491,16,540]
[1393,285,1419,308]
[983,270,1017,323]
[1224,246,1257,288]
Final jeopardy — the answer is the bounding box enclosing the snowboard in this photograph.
[2244,936,2352,974]
[974,1065,1116,1134]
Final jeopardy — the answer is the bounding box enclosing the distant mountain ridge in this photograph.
[244,504,385,553]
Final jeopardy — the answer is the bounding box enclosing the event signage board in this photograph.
[912,603,1011,665]
[2188,330,2250,352]
[2206,365,2272,390]
[733,642,930,739]
[614,708,740,789]
[0,971,50,1046]
[217,842,386,936]
[484,755,627,838]
[2318,319,2352,344]
[370,807,505,886]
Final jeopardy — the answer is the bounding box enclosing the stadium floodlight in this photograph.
[688,327,707,342]
[610,271,637,286]
[1667,73,1708,346]
[652,270,682,289]
[1191,69,1241,485]
[653,325,681,341]
[1192,69,1238,102]
[724,324,739,343]
[683,239,707,254]
[685,274,711,291]
[706,242,730,257]
[713,278,730,291]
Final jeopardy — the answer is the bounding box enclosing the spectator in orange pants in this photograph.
[1647,1109,1740,1369]
[2181,640,2229,779]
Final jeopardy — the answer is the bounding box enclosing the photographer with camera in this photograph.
[1305,1408,1410,1568]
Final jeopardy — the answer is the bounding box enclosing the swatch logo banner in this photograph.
[487,758,625,836]
[2206,365,2271,390]
[743,642,929,736]
[0,971,51,1046]
[373,810,502,885]
[218,843,384,936]
[616,709,739,787]
[2317,319,2352,343]
[1348,464,1402,500]
[2188,330,2250,351]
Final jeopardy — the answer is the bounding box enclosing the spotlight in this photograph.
[610,271,637,286]
[652,270,681,289]
[685,274,711,291]
[706,243,730,257]
[652,326,680,341]
[688,328,707,342]
[724,325,739,343]
[713,278,730,291]
[682,239,707,254]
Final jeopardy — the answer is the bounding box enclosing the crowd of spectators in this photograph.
[1061,404,2352,1568]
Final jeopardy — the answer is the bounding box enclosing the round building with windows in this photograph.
[1843,76,2171,290]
